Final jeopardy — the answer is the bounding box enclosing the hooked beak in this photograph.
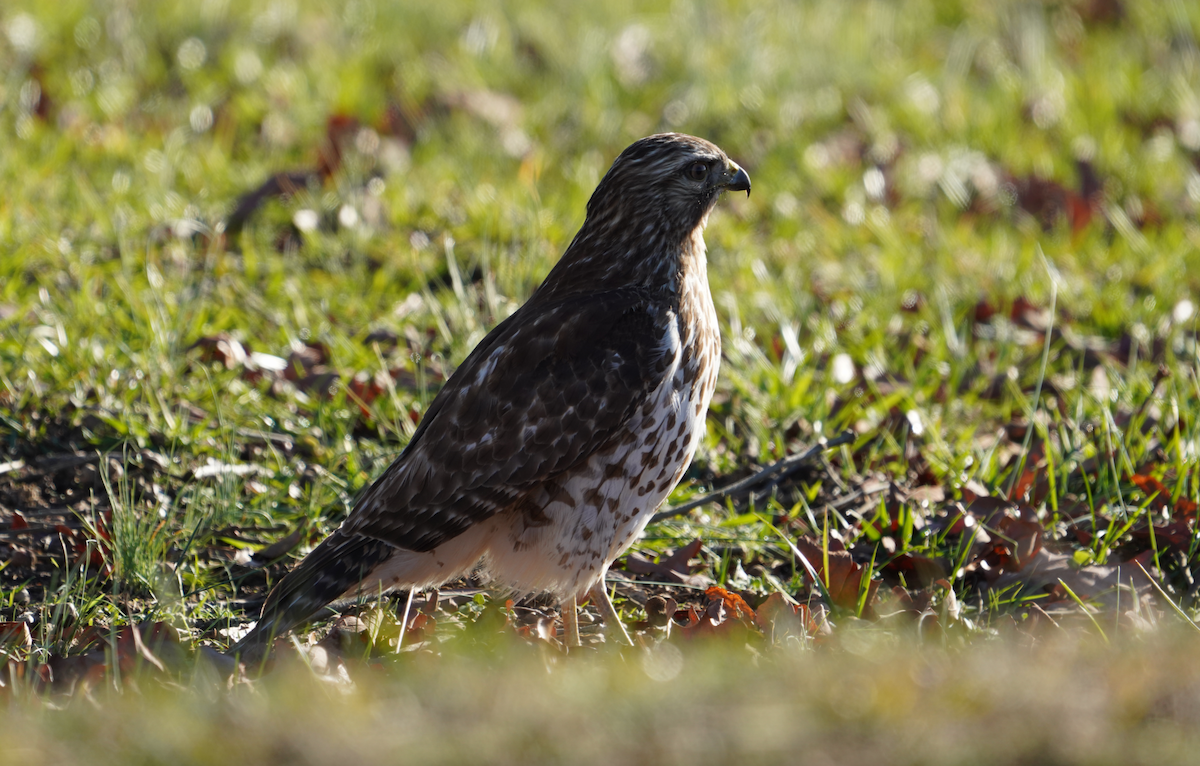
[723,162,751,197]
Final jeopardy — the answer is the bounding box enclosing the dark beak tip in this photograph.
[727,167,751,197]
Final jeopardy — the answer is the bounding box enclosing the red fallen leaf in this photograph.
[378,101,428,146]
[704,586,756,625]
[1077,0,1124,25]
[977,514,1044,576]
[960,480,991,503]
[347,371,389,418]
[1065,191,1095,233]
[316,114,362,178]
[347,373,381,402]
[1130,473,1170,499]
[71,511,113,576]
[115,626,163,674]
[1010,466,1039,505]
[1130,474,1199,517]
[973,298,997,324]
[674,593,760,640]
[1069,159,1103,233]
[674,603,704,631]
[1009,296,1055,334]
[10,512,29,531]
[1130,520,1192,548]
[996,515,1043,561]
[404,612,436,645]
[1007,159,1104,234]
[23,64,52,121]
[1130,198,1163,230]
[1004,438,1048,508]
[1012,175,1070,230]
[882,553,946,588]
[792,536,881,615]
[962,495,1021,524]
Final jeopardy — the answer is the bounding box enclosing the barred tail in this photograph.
[230,529,397,656]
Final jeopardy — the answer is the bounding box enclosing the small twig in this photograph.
[822,479,891,515]
[821,455,850,493]
[651,429,855,523]
[1029,603,1066,634]
[394,589,416,653]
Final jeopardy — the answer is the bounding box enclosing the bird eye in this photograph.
[686,161,708,181]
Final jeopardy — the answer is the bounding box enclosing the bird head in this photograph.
[586,133,750,237]
[537,133,749,298]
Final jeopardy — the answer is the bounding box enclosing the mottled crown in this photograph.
[535,133,746,299]
[586,133,731,226]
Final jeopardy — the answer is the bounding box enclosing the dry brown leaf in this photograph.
[990,548,1156,610]
[882,553,946,588]
[793,536,881,615]
[0,621,32,650]
[754,593,815,642]
[623,539,712,587]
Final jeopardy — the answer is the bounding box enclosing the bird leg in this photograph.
[562,595,581,648]
[589,581,634,646]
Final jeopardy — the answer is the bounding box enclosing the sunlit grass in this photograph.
[1,0,1200,751]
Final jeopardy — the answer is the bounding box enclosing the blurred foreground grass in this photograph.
[6,633,1200,765]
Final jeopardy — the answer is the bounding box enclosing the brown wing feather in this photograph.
[343,287,674,551]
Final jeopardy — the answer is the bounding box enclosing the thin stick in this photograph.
[394,589,416,653]
[650,430,855,523]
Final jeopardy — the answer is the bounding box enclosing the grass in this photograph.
[4,635,1200,765]
[2,0,1200,759]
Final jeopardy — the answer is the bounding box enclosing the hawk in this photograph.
[233,133,749,654]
